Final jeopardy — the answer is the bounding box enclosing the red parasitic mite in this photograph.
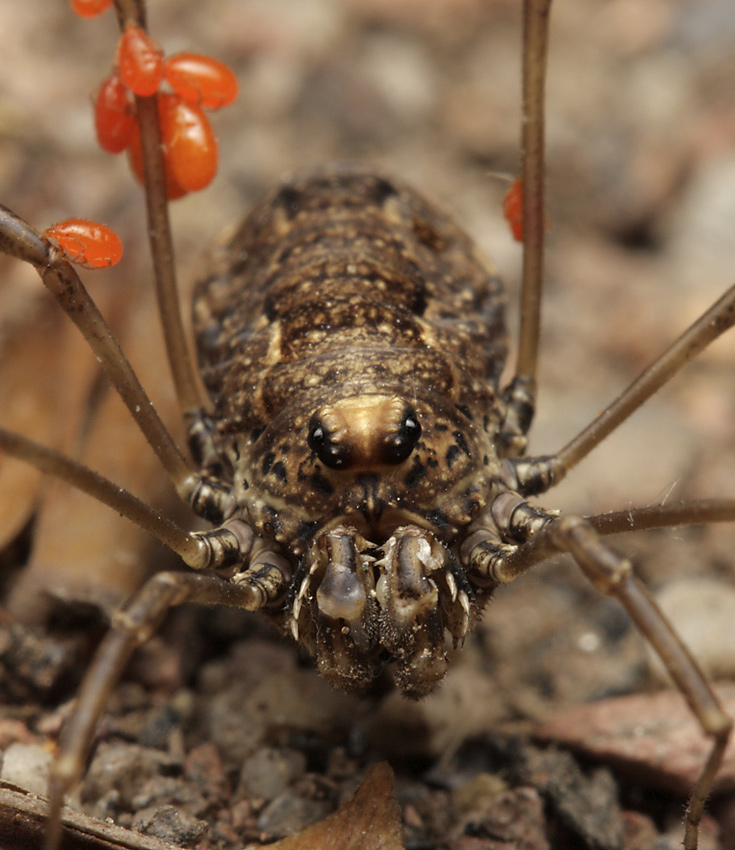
[94,72,135,154]
[503,177,523,242]
[70,0,112,18]
[117,22,165,97]
[42,219,123,269]
[164,53,239,110]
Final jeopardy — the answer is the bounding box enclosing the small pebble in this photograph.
[257,790,333,838]
[0,742,52,795]
[238,746,307,801]
[451,772,507,814]
[452,787,550,850]
[82,740,179,809]
[131,803,208,845]
[184,742,229,802]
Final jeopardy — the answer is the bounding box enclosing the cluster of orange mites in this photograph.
[97,25,237,200]
[55,0,518,265]
[42,0,238,269]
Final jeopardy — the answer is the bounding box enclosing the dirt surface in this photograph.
[1,0,735,848]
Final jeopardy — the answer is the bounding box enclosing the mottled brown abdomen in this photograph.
[195,166,506,414]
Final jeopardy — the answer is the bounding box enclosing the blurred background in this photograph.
[0,1,735,842]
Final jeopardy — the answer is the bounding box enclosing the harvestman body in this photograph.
[0,0,733,848]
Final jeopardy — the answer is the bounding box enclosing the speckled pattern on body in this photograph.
[193,165,512,695]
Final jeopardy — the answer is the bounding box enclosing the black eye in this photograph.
[382,408,421,464]
[308,417,352,470]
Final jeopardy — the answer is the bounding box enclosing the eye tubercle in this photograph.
[308,395,421,471]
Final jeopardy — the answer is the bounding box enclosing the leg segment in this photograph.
[0,425,260,572]
[0,426,207,566]
[44,568,286,850]
[550,516,732,850]
[0,205,196,500]
[467,507,732,850]
[499,0,553,453]
[586,498,735,536]
[514,0,552,392]
[507,281,735,497]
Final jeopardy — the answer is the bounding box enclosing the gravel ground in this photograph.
[1,0,735,848]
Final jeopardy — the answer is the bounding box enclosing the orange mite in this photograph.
[503,177,523,242]
[118,23,165,97]
[70,0,112,18]
[94,73,135,154]
[42,219,123,269]
[164,53,239,110]
[128,93,218,199]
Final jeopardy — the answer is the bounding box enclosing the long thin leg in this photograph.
[502,0,735,487]
[0,205,197,501]
[468,506,732,850]
[587,498,735,537]
[45,566,287,850]
[547,516,732,850]
[0,426,204,565]
[555,283,735,473]
[0,425,252,569]
[107,0,212,420]
[515,0,551,388]
[500,0,552,454]
[506,281,735,496]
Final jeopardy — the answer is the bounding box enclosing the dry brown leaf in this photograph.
[535,683,735,796]
[4,277,184,622]
[0,287,67,549]
[262,763,405,850]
